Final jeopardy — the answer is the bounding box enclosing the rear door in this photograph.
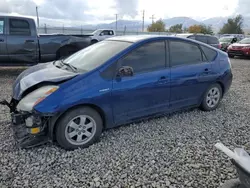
[169,39,215,110]
[6,18,38,65]
[0,17,10,64]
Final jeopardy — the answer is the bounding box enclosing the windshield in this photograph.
[238,38,250,44]
[63,40,132,72]
[219,37,233,42]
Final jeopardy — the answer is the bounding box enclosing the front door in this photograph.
[6,18,38,65]
[111,40,170,124]
[169,39,215,110]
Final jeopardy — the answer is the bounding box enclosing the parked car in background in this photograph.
[73,29,116,44]
[0,15,91,66]
[175,33,221,49]
[227,37,250,58]
[219,36,239,51]
[1,35,233,150]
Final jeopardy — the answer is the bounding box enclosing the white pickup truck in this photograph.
[73,29,116,44]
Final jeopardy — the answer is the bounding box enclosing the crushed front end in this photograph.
[1,98,51,148]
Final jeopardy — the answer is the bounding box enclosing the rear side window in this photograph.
[208,37,219,44]
[200,45,217,61]
[0,19,4,34]
[9,19,31,36]
[169,40,202,66]
[196,36,207,43]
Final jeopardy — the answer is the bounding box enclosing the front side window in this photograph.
[63,40,132,72]
[0,19,4,34]
[119,41,166,74]
[169,40,203,66]
[9,19,31,36]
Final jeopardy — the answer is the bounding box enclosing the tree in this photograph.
[147,19,166,32]
[219,14,244,34]
[168,24,183,33]
[188,24,213,34]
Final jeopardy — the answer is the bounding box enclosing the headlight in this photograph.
[16,85,59,112]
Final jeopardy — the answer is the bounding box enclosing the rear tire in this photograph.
[91,39,98,44]
[55,107,103,150]
[56,46,79,60]
[200,83,222,111]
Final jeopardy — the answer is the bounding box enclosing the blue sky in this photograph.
[0,0,248,26]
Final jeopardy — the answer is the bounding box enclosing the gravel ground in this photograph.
[1,58,250,188]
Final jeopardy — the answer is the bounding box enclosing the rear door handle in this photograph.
[25,40,34,43]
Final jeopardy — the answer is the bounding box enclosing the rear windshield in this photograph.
[208,37,219,44]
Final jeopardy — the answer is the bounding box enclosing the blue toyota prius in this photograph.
[2,35,233,150]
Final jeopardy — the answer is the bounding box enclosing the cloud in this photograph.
[114,0,138,17]
[0,0,93,20]
[235,0,250,17]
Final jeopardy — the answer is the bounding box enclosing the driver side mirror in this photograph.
[100,33,104,36]
[117,66,134,77]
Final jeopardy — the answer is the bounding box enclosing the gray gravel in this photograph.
[1,59,250,188]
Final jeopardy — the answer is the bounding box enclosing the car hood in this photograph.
[12,62,79,100]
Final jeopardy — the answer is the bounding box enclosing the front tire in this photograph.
[55,107,103,150]
[229,54,234,58]
[200,83,222,111]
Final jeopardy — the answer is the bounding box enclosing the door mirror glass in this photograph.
[117,66,134,77]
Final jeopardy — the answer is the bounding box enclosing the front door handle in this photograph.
[0,39,4,42]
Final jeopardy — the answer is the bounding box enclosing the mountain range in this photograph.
[80,16,250,32]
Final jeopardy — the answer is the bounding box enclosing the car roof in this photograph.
[106,35,208,43]
[106,35,222,52]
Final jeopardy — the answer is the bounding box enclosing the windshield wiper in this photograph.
[59,59,78,72]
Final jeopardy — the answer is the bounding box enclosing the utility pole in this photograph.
[115,14,118,32]
[149,14,155,24]
[36,6,39,28]
[142,10,145,32]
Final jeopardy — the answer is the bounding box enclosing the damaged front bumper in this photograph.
[11,111,50,149]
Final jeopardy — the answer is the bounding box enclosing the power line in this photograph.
[149,14,156,24]
[142,10,145,32]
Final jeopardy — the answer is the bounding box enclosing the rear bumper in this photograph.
[11,112,50,149]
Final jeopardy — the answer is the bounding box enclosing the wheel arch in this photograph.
[49,103,106,141]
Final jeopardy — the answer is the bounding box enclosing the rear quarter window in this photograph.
[208,37,219,44]
[200,45,217,61]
